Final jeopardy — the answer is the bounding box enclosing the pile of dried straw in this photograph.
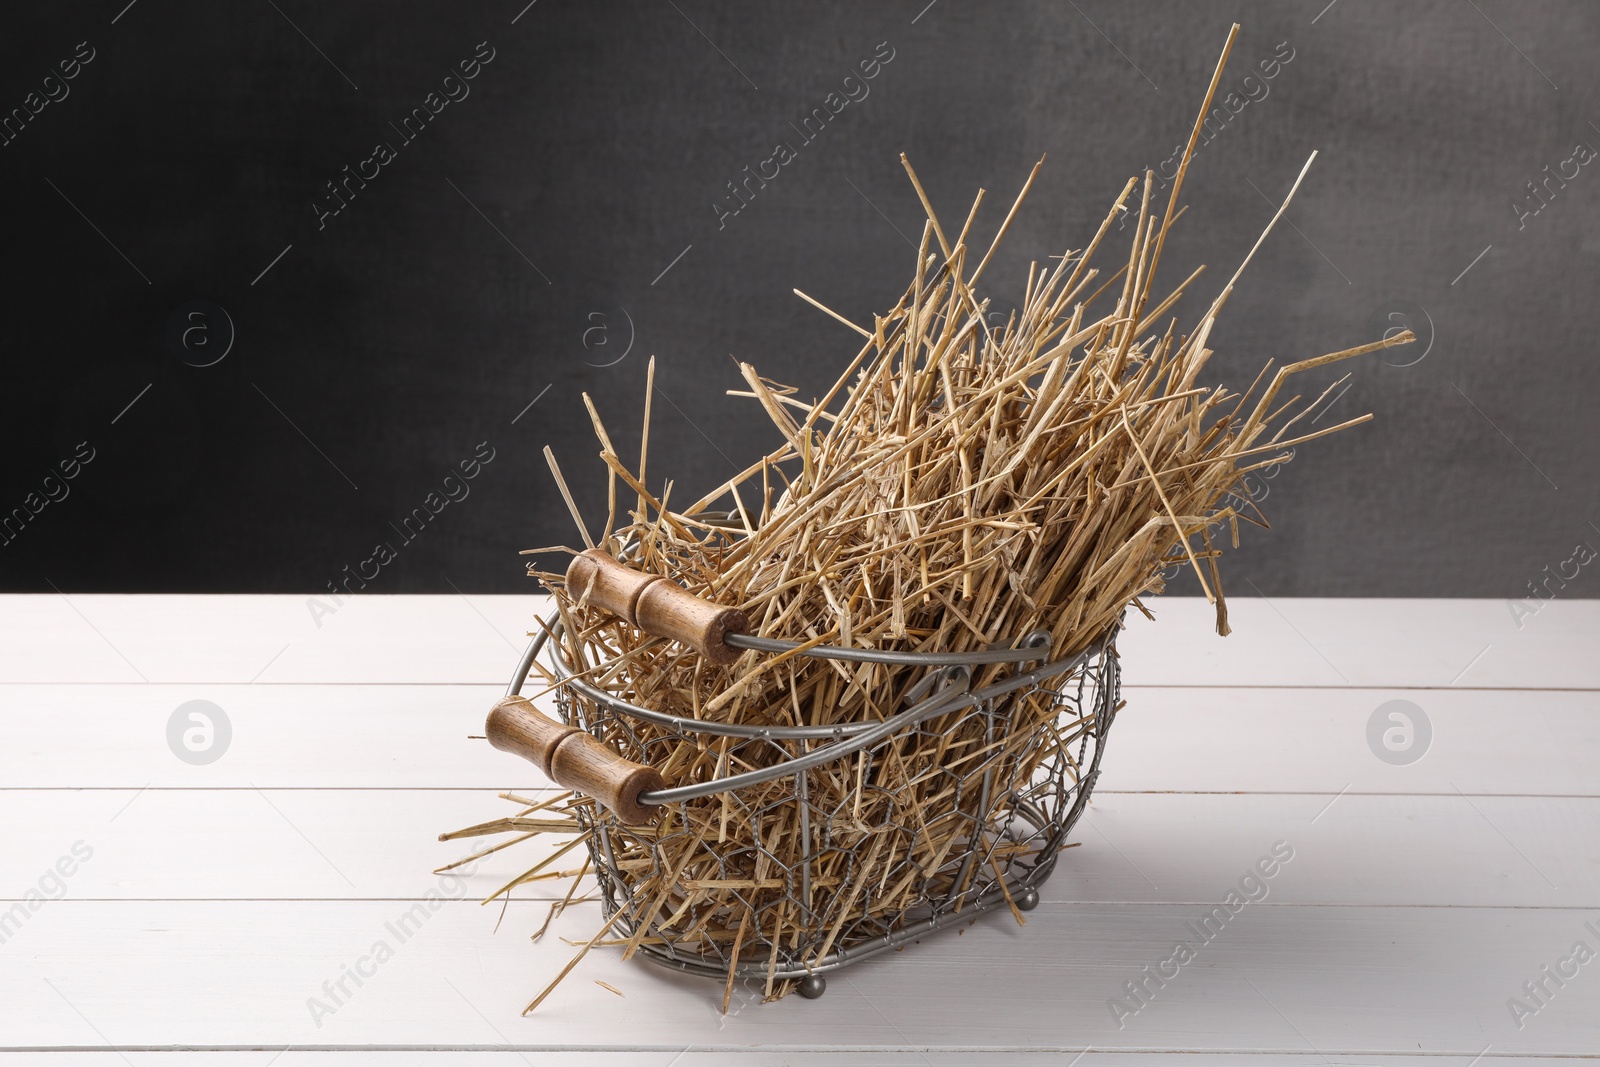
[444,26,1412,1012]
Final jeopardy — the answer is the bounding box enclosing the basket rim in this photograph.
[507,608,1117,807]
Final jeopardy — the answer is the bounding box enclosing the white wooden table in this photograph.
[4,593,1597,1066]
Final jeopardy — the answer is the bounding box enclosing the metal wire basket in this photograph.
[497,574,1121,1000]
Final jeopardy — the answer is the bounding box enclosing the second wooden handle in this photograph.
[486,696,666,825]
[565,548,748,664]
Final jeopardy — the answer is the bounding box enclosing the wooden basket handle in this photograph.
[565,548,748,665]
[486,695,666,824]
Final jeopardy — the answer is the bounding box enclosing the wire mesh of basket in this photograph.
[502,601,1121,999]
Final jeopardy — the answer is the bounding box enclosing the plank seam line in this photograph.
[6,787,1597,798]
[12,899,1600,910]
[2,1045,1595,1058]
[2,681,1597,691]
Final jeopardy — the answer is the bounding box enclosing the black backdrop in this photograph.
[3,0,1597,597]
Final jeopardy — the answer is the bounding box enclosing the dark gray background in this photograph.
[2,0,1595,597]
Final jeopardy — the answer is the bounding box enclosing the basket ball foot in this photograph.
[1017,887,1041,912]
[798,974,827,999]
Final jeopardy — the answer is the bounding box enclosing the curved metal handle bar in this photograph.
[563,672,907,741]
[505,620,555,699]
[504,606,1110,804]
[635,641,1103,806]
[527,533,1047,672]
[509,610,1051,740]
[511,615,896,740]
[723,631,1052,667]
[507,605,1048,692]
[512,604,1056,697]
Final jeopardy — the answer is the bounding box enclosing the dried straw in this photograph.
[449,25,1413,1011]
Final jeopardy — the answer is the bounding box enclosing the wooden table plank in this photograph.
[16,1056,1597,1067]
[4,683,1593,794]
[1117,597,1600,690]
[4,789,1594,908]
[0,592,539,686]
[5,899,1596,1054]
[3,594,1596,688]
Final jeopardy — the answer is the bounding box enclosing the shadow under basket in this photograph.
[498,605,1121,1001]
